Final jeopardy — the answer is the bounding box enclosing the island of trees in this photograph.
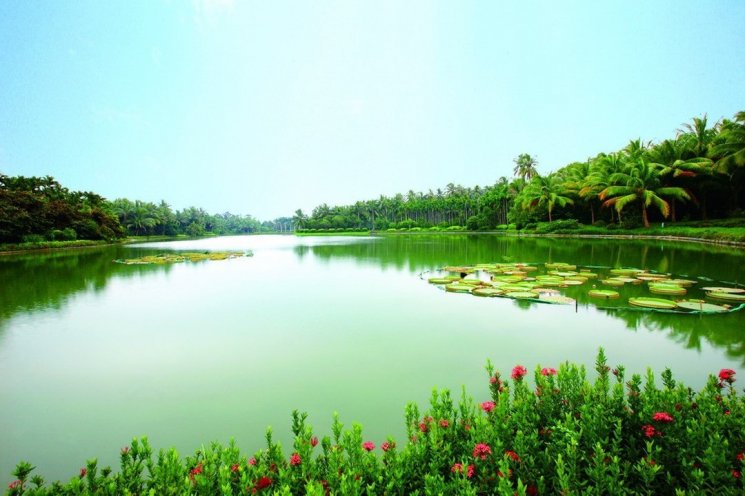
[293,111,745,233]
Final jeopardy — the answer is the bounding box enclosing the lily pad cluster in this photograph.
[114,251,252,265]
[426,262,744,313]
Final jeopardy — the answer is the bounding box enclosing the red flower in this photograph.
[80,468,88,478]
[642,424,657,438]
[310,436,318,447]
[121,446,130,455]
[188,463,203,482]
[489,376,498,384]
[418,422,428,433]
[473,443,492,460]
[254,475,273,491]
[733,470,741,479]
[527,484,538,496]
[231,463,240,473]
[362,441,375,452]
[719,369,736,384]
[737,452,744,461]
[8,480,21,490]
[381,441,394,452]
[248,457,257,466]
[540,367,557,376]
[290,453,301,466]
[480,401,496,413]
[505,450,520,462]
[467,464,475,478]
[451,463,463,473]
[511,365,528,380]
[653,412,674,423]
[439,419,450,428]
[497,469,513,478]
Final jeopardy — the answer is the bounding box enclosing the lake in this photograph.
[1,234,744,485]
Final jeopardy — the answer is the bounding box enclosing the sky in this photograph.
[1,1,744,220]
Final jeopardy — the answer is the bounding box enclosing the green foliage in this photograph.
[7,351,744,495]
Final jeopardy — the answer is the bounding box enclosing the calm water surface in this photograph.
[1,234,744,483]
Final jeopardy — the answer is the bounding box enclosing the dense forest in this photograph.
[295,111,745,231]
[0,174,289,244]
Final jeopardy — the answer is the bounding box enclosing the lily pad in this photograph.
[610,268,642,276]
[472,287,504,297]
[676,300,729,312]
[649,284,687,296]
[505,291,539,299]
[445,284,475,293]
[601,279,626,286]
[667,279,697,287]
[706,291,745,302]
[588,289,620,299]
[427,277,452,284]
[540,295,576,305]
[629,297,677,310]
[701,287,745,294]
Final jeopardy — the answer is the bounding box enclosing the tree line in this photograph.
[0,174,285,243]
[295,111,745,231]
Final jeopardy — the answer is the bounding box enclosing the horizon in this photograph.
[1,1,744,221]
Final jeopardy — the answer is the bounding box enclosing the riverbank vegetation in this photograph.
[294,111,745,234]
[0,174,290,248]
[6,351,743,494]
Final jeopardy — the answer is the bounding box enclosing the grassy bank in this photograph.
[6,351,744,495]
[0,239,114,255]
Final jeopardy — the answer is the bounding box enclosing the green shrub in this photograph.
[7,350,744,495]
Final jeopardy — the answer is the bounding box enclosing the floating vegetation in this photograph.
[629,297,678,310]
[676,299,730,313]
[114,251,251,265]
[422,261,745,315]
[706,291,745,302]
[588,289,620,299]
[649,283,687,296]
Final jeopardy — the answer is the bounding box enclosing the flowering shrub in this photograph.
[6,351,744,495]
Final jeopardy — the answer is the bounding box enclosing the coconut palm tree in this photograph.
[599,158,691,228]
[513,154,538,182]
[520,173,574,222]
[678,114,716,159]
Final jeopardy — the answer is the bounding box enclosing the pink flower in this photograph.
[439,419,450,428]
[642,424,657,438]
[8,480,21,490]
[540,367,557,376]
[289,453,301,466]
[719,369,736,384]
[362,441,375,452]
[653,412,674,423]
[310,436,318,447]
[248,457,257,466]
[121,446,130,455]
[451,463,463,473]
[480,401,496,413]
[505,450,520,462]
[489,376,498,384]
[511,365,527,380]
[418,422,428,433]
[467,464,475,478]
[381,441,394,452]
[472,443,492,460]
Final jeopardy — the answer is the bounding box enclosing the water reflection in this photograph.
[297,234,745,362]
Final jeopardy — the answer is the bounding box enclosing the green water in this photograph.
[1,234,744,484]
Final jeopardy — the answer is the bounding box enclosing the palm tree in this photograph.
[582,153,625,224]
[599,158,691,228]
[292,209,308,230]
[713,111,745,170]
[520,173,574,222]
[513,154,538,182]
[678,114,716,159]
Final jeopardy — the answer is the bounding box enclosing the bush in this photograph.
[7,350,744,495]
[536,219,581,233]
[21,234,45,243]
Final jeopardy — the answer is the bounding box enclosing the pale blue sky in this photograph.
[1,1,743,220]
